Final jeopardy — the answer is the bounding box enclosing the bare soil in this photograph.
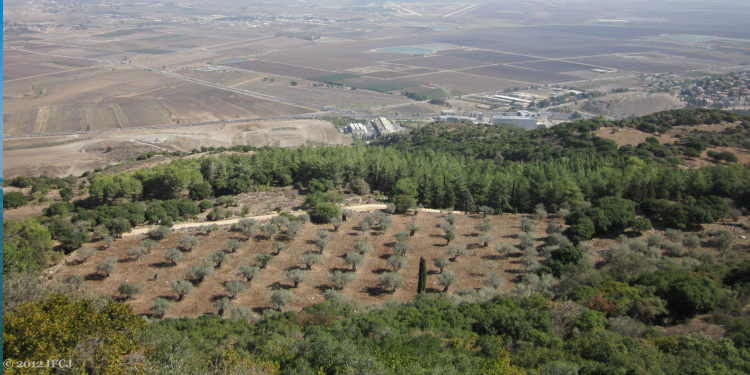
[51,210,560,317]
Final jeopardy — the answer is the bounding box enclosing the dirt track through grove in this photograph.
[124,204,390,237]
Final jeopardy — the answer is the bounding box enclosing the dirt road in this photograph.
[124,204,388,237]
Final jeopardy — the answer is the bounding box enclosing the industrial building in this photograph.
[492,111,541,130]
[346,123,370,137]
[371,117,397,136]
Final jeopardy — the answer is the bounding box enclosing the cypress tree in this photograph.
[417,257,427,294]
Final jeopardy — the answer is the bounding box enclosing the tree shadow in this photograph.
[364,286,390,296]
[378,253,392,260]
[85,272,106,281]
[383,241,396,248]
[315,283,333,292]
[371,268,390,275]
[210,293,231,302]
[117,258,136,264]
[65,259,85,266]
[149,261,174,269]
[269,281,293,290]
[481,254,502,260]
[427,270,440,275]
[426,287,442,293]
[252,306,274,314]
[158,294,179,302]
[285,265,305,271]
[329,267,351,273]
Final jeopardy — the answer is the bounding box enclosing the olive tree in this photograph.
[271,241,285,255]
[164,248,183,267]
[254,253,274,269]
[151,298,173,318]
[77,247,96,264]
[438,271,458,292]
[270,290,296,312]
[127,246,148,262]
[378,272,403,293]
[330,270,356,290]
[210,251,228,268]
[446,244,467,261]
[284,269,307,288]
[354,240,373,255]
[387,255,408,272]
[315,238,329,254]
[227,238,241,253]
[118,281,142,300]
[300,253,322,270]
[263,223,280,240]
[214,297,230,316]
[225,280,246,299]
[171,280,194,301]
[407,222,421,236]
[344,252,364,271]
[485,272,505,289]
[96,257,117,278]
[478,233,494,248]
[238,265,260,284]
[286,221,304,239]
[434,257,450,273]
[186,264,214,283]
[179,235,199,251]
[393,241,414,256]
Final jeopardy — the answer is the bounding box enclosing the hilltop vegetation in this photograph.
[3,109,750,374]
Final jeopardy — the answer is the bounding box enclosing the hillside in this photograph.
[4,109,750,375]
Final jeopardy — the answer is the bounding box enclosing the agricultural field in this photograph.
[4,0,750,137]
[3,119,352,178]
[48,209,579,316]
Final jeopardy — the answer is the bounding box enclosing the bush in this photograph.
[148,225,172,240]
[4,192,28,209]
[348,178,370,195]
[309,203,341,224]
[392,194,417,213]
[198,200,213,212]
